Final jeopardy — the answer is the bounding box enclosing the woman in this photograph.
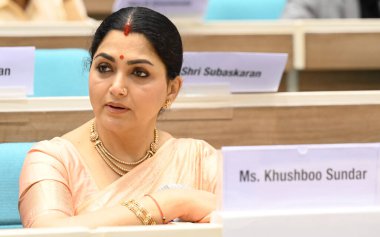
[0,0,88,21]
[18,7,218,228]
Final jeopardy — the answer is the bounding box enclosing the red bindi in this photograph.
[119,55,124,60]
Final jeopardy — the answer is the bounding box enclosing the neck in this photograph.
[93,120,157,164]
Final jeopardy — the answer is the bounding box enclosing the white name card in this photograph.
[113,0,208,17]
[181,52,287,93]
[221,143,380,211]
[0,47,35,96]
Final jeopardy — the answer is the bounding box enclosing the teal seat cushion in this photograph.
[0,143,34,228]
[33,48,90,97]
[205,0,286,20]
[0,224,22,229]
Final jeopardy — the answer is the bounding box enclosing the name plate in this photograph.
[0,47,35,96]
[181,52,287,93]
[221,143,380,211]
[113,0,208,16]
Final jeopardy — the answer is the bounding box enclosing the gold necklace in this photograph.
[90,121,159,176]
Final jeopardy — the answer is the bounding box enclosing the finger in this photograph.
[196,213,211,223]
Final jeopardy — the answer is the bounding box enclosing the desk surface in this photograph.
[1,208,379,237]
[2,91,380,146]
[213,207,380,237]
[0,223,222,237]
[3,90,380,112]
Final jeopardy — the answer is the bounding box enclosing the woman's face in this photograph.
[89,30,174,130]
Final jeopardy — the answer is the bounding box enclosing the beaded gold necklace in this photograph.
[90,121,158,176]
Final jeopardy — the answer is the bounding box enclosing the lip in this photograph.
[105,102,130,113]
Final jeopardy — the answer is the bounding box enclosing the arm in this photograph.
[19,141,216,228]
[20,181,216,228]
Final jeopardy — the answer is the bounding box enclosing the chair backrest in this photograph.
[205,0,286,20]
[0,143,34,229]
[33,48,90,97]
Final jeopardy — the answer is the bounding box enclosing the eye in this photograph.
[132,68,149,78]
[96,63,113,73]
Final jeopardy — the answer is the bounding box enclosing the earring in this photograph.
[163,99,171,109]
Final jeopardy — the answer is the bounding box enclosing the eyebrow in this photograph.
[127,59,154,66]
[94,53,115,62]
[94,53,154,66]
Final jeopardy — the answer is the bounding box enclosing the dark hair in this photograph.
[89,7,183,80]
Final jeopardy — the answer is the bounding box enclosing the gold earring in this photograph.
[163,99,171,109]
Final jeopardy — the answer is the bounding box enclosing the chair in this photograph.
[33,48,90,97]
[205,0,286,20]
[0,143,34,229]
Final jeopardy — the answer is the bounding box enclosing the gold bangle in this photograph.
[121,199,156,225]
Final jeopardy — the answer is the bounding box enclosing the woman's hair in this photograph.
[89,7,183,80]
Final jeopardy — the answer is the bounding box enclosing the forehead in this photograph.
[96,30,159,59]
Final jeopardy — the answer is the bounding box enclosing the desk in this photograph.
[2,19,380,69]
[2,91,380,147]
[1,20,380,91]
[1,209,379,237]
[301,20,380,70]
[0,224,222,237]
[176,19,380,91]
[0,21,96,49]
[213,207,380,237]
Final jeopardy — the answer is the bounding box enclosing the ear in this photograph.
[166,76,182,102]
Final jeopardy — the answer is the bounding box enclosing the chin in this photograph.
[98,116,130,129]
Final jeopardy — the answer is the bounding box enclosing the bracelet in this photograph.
[145,194,166,224]
[121,199,156,225]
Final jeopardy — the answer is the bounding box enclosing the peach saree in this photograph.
[18,137,219,227]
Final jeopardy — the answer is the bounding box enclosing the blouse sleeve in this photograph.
[18,143,74,227]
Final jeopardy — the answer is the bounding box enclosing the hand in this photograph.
[176,189,217,223]
[148,188,216,224]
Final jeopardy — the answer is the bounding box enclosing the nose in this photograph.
[109,73,127,97]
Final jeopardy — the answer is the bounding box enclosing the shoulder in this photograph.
[25,137,81,171]
[31,137,74,157]
[19,137,77,195]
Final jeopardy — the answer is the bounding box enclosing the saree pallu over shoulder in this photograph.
[77,138,219,214]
